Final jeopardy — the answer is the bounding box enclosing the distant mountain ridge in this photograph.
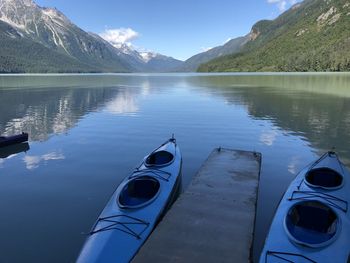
[106,42,183,72]
[198,0,350,72]
[177,35,250,72]
[0,0,182,73]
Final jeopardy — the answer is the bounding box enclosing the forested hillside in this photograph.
[198,0,350,72]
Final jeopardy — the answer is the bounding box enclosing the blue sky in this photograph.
[35,0,300,60]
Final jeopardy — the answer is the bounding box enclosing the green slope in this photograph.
[177,35,249,72]
[198,0,350,72]
[0,21,102,73]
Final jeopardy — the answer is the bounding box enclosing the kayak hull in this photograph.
[77,138,182,263]
[259,152,350,263]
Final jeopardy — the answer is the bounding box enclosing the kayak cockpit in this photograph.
[285,201,340,247]
[305,167,343,190]
[118,176,160,209]
[145,150,174,167]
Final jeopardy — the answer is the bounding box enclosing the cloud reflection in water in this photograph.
[104,92,139,115]
[287,155,302,175]
[260,129,278,146]
[23,152,65,170]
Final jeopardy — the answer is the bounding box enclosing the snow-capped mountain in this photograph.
[0,0,182,72]
[138,51,183,72]
[101,41,183,72]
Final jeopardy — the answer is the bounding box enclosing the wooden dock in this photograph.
[132,148,261,263]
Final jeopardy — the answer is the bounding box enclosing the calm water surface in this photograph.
[0,73,350,262]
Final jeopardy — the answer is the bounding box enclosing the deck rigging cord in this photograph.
[288,190,348,213]
[265,251,316,263]
[90,214,149,239]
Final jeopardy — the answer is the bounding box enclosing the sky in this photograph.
[35,0,301,60]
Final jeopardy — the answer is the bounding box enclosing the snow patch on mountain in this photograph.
[0,0,38,28]
[98,31,166,64]
[0,0,75,53]
[139,52,158,63]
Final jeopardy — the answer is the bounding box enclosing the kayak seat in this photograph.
[305,168,343,189]
[118,176,160,209]
[286,201,338,246]
[145,150,174,166]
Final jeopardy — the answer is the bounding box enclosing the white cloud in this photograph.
[99,28,139,47]
[267,0,299,12]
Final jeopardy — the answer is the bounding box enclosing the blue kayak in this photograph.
[259,151,350,263]
[77,137,182,263]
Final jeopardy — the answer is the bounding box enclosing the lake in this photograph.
[0,73,350,262]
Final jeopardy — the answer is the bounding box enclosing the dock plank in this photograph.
[132,148,261,263]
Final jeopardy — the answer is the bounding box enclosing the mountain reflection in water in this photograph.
[0,80,143,141]
[186,73,350,164]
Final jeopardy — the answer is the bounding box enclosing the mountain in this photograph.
[0,20,94,73]
[198,0,350,72]
[177,35,249,72]
[139,51,184,72]
[0,0,182,73]
[104,42,183,72]
[0,0,136,72]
